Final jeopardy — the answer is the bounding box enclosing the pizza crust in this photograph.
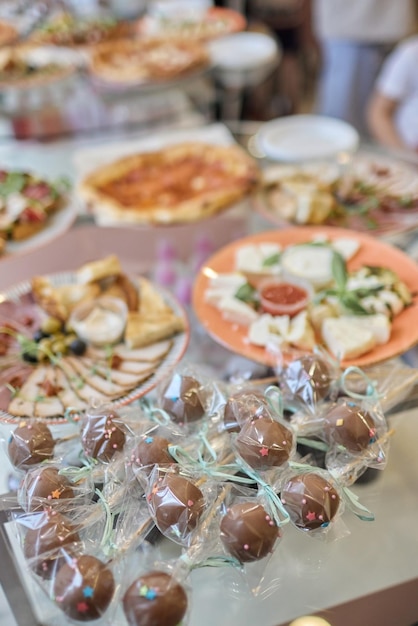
[88,38,209,85]
[79,142,260,225]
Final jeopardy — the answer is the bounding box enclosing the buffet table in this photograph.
[1,118,418,626]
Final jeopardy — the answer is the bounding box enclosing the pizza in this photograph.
[0,47,75,89]
[79,142,260,225]
[89,38,209,85]
[0,170,69,252]
[29,13,131,47]
[136,7,246,41]
[0,20,18,47]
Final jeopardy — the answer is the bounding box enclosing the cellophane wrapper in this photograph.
[144,465,216,547]
[321,396,389,485]
[275,466,347,541]
[117,546,192,626]
[17,462,95,513]
[274,346,341,416]
[155,363,220,431]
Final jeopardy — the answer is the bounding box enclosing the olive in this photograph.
[51,340,67,355]
[41,317,62,335]
[22,351,38,363]
[38,337,52,353]
[64,333,77,347]
[69,338,87,356]
[33,329,48,342]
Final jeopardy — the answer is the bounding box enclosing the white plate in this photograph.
[3,199,78,259]
[0,271,189,424]
[257,114,359,162]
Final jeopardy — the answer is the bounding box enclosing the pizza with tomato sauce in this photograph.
[0,171,69,250]
[89,38,209,85]
[79,142,260,225]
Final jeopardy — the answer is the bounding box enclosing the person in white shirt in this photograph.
[312,0,415,135]
[367,36,418,152]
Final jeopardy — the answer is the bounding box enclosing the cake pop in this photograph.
[123,570,188,626]
[281,473,340,530]
[220,502,279,563]
[235,417,293,470]
[161,374,205,424]
[23,510,80,579]
[53,554,115,621]
[8,421,55,470]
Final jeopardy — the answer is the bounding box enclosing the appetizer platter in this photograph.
[136,6,246,41]
[0,46,76,90]
[27,13,132,49]
[255,152,418,236]
[0,255,188,422]
[0,19,18,47]
[0,170,76,259]
[88,37,210,89]
[193,226,418,368]
[78,141,260,226]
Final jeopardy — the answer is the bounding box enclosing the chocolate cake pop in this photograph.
[149,473,205,537]
[81,410,126,462]
[123,571,188,626]
[282,354,334,408]
[53,554,115,621]
[8,421,55,470]
[161,374,205,424]
[23,510,80,579]
[22,466,75,511]
[223,390,271,433]
[324,399,377,453]
[131,435,175,474]
[220,502,279,563]
[235,417,293,470]
[281,473,340,530]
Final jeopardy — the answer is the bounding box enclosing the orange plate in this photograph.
[192,226,418,368]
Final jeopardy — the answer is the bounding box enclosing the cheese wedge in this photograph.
[335,314,391,345]
[321,317,377,359]
[77,254,122,284]
[218,296,259,326]
[125,311,185,349]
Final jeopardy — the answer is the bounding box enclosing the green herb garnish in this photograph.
[235,283,258,306]
[262,252,281,267]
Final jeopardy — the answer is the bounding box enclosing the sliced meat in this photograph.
[58,358,122,403]
[8,365,49,417]
[54,368,88,412]
[65,355,132,397]
[33,367,65,419]
[78,356,155,388]
[87,339,172,363]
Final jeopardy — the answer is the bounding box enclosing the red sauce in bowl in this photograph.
[260,280,310,317]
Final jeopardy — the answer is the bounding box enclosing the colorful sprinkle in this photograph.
[51,489,62,499]
[187,500,194,507]
[306,511,316,521]
[145,437,154,444]
[83,586,94,598]
[77,602,89,613]
[145,589,157,600]
[260,446,269,457]
[139,585,149,597]
[243,544,249,550]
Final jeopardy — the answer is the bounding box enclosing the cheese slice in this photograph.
[218,296,259,326]
[321,317,377,360]
[336,314,391,345]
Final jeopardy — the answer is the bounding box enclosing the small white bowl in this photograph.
[69,296,128,347]
[208,32,281,89]
[257,114,359,162]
